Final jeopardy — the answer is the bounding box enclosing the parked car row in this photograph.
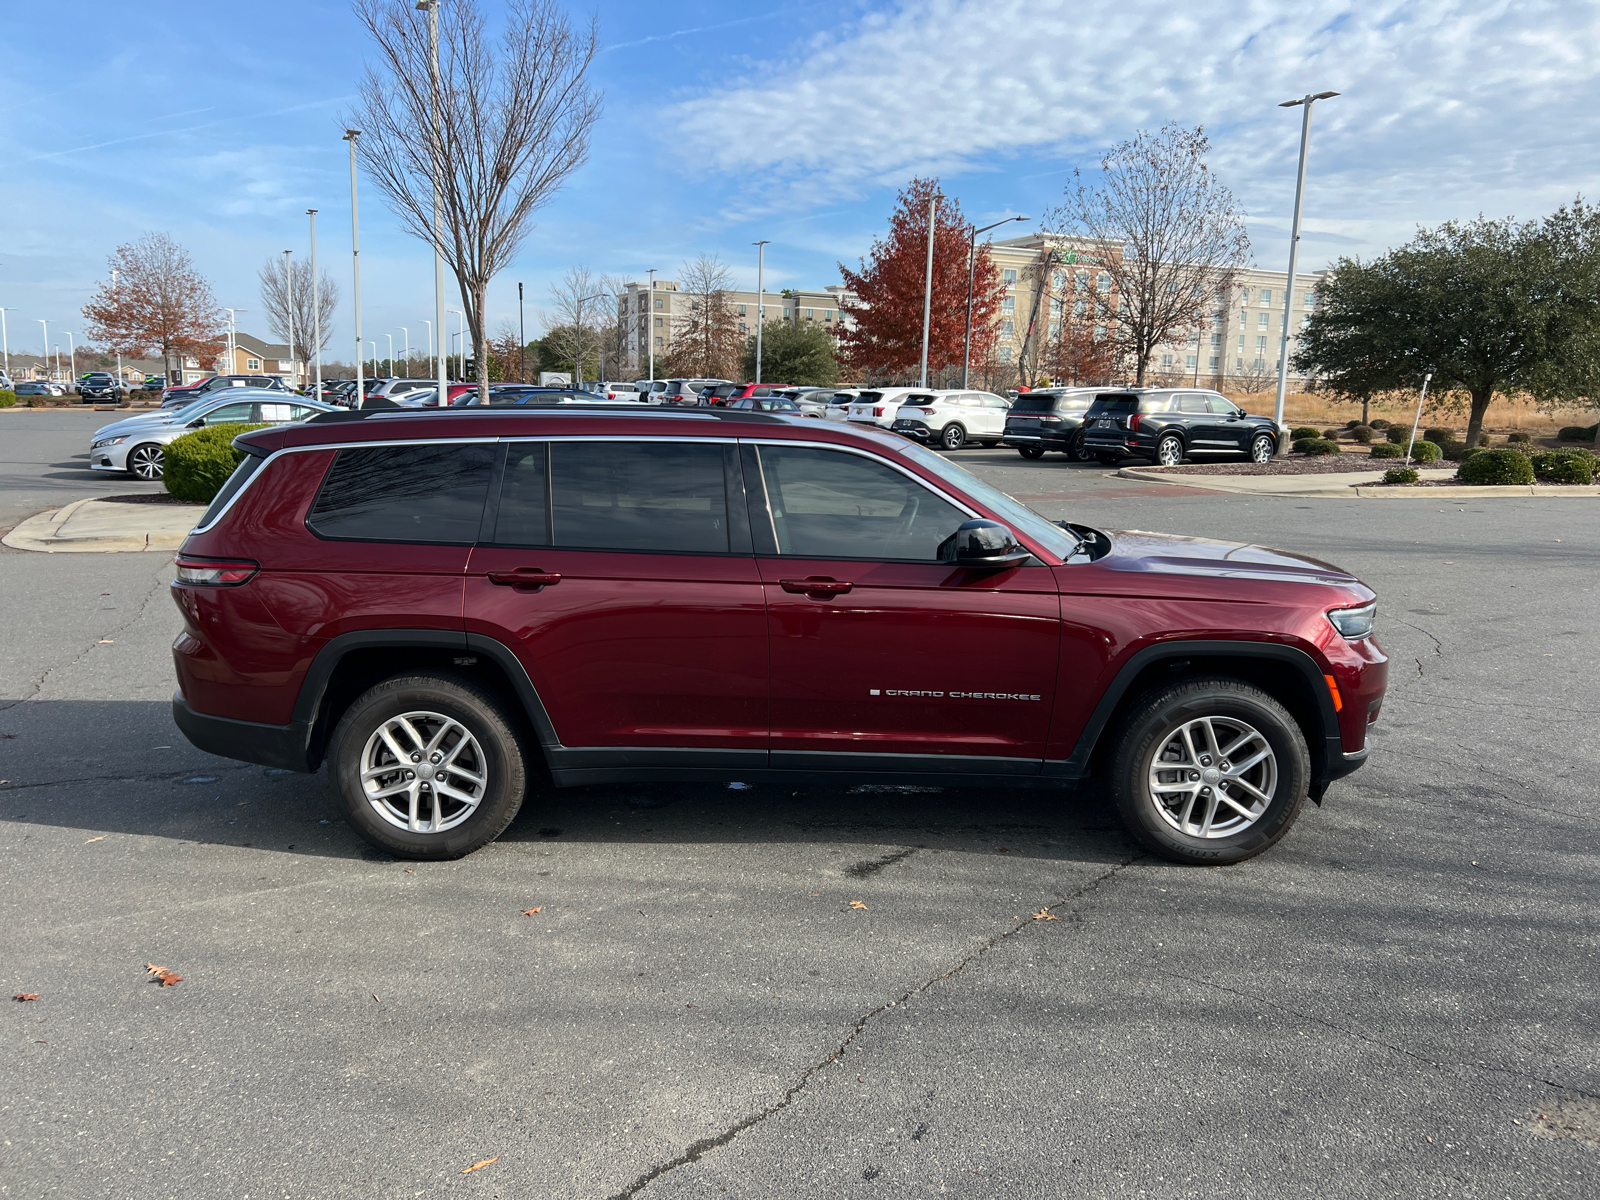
[88,389,335,480]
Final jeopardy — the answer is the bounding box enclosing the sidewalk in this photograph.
[3,497,202,553]
[1116,465,1600,499]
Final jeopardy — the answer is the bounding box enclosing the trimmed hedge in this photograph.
[1369,418,1390,429]
[1558,423,1599,441]
[163,423,269,503]
[1386,425,1412,444]
[1507,431,1531,443]
[1320,428,1341,440]
[1383,467,1420,485]
[1290,426,1321,441]
[0,389,15,408]
[1532,449,1600,484]
[1351,425,1374,443]
[1457,448,1535,485]
[1345,419,1363,429]
[1406,439,1442,463]
[1292,437,1340,455]
[1423,426,1454,445]
[1369,442,1403,459]
[1440,439,1470,461]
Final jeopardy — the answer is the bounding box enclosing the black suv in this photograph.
[77,372,124,403]
[1081,389,1282,466]
[1002,388,1099,461]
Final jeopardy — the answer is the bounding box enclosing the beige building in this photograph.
[618,280,856,374]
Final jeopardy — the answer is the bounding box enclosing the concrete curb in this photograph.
[1116,466,1599,499]
[3,498,201,553]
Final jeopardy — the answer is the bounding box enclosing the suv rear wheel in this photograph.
[940,424,966,450]
[1155,434,1184,467]
[1017,445,1045,460]
[330,674,529,860]
[1107,676,1309,865]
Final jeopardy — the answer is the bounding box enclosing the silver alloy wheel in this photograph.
[1072,431,1094,461]
[1251,434,1274,463]
[941,424,965,450]
[1157,435,1183,466]
[359,709,489,834]
[1146,714,1277,838]
[128,443,164,480]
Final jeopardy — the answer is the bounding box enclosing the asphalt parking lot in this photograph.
[2,411,1596,1198]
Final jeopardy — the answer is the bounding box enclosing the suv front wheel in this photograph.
[1107,676,1309,865]
[330,674,529,860]
[1250,433,1275,463]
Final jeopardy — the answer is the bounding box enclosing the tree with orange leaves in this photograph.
[837,179,1004,382]
[82,233,225,369]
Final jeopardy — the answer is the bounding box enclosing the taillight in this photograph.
[922,408,938,416]
[174,555,259,586]
[1128,412,1141,432]
[874,406,884,416]
[1040,415,1061,423]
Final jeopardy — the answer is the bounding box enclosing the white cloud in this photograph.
[663,0,1600,256]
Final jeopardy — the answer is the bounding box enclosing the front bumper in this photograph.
[89,442,133,471]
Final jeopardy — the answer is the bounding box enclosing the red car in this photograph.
[169,407,1386,865]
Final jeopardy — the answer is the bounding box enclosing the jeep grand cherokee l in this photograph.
[169,405,1385,866]
[1082,388,1282,466]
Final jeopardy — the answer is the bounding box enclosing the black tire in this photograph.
[1069,431,1094,462]
[329,674,529,860]
[1017,445,1046,460]
[127,443,164,480]
[1250,433,1275,464]
[940,423,966,451]
[1106,676,1310,866]
[1156,433,1185,467]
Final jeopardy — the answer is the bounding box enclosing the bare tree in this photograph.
[542,265,613,382]
[663,254,743,380]
[258,257,339,355]
[1045,124,1249,385]
[350,0,601,400]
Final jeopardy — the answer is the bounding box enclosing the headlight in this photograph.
[92,435,128,449]
[1327,602,1376,640]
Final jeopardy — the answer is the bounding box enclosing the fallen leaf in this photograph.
[84,836,106,844]
[810,893,820,898]
[1032,909,1058,921]
[97,639,114,644]
[145,963,182,987]
[14,993,40,1002]
[461,1156,500,1174]
[372,993,380,1002]
[849,900,868,910]
[1426,1136,1433,1143]
[521,907,543,915]
[405,867,415,874]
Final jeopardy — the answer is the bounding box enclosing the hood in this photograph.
[92,412,185,439]
[1100,529,1362,586]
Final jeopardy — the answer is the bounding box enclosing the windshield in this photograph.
[896,442,1080,561]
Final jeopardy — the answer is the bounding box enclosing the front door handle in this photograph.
[487,568,562,591]
[779,576,853,598]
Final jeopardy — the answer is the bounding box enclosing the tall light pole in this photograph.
[752,240,769,383]
[646,268,657,384]
[36,319,48,378]
[224,309,245,376]
[573,293,606,389]
[400,327,410,375]
[344,129,364,402]
[385,333,394,378]
[962,215,1028,387]
[421,319,433,379]
[449,309,465,379]
[417,0,448,418]
[1273,90,1340,437]
[367,340,377,376]
[0,308,11,377]
[517,282,526,383]
[918,192,941,388]
[65,331,75,384]
[307,209,322,398]
[110,269,122,386]
[283,249,296,390]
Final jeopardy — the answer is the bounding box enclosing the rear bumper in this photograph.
[890,422,935,442]
[172,690,315,773]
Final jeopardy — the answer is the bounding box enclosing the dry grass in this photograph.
[1222,390,1596,438]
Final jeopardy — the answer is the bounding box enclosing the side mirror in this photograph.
[949,519,1031,570]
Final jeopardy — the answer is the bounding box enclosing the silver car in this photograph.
[90,391,333,480]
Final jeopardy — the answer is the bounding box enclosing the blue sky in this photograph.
[5,0,1600,364]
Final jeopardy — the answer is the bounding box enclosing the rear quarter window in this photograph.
[307,443,494,543]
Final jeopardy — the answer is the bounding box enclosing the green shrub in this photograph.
[1345,419,1362,429]
[1557,424,1599,441]
[1369,418,1390,429]
[1351,425,1374,443]
[1299,438,1341,456]
[1321,428,1341,440]
[1423,426,1454,445]
[0,389,15,408]
[1457,448,1535,485]
[1405,439,1442,462]
[1502,440,1533,457]
[1532,449,1600,484]
[1507,431,1531,443]
[1386,425,1412,444]
[163,423,270,503]
[1291,437,1318,454]
[1440,439,1470,461]
[1290,426,1321,441]
[1369,442,1403,459]
[1383,467,1420,485]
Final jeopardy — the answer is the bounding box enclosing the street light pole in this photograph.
[918,192,941,388]
[344,129,364,403]
[307,209,322,399]
[752,240,769,383]
[223,309,245,377]
[37,319,47,378]
[421,319,433,380]
[386,334,394,378]
[400,327,410,376]
[111,269,122,387]
[283,250,296,390]
[1273,90,1339,437]
[367,340,376,376]
[0,308,11,377]
[65,331,75,385]
[449,309,464,379]
[518,282,526,383]
[417,0,449,418]
[573,293,606,389]
[646,268,656,384]
[962,215,1028,388]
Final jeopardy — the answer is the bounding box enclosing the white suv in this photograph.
[889,390,1012,450]
[846,387,920,429]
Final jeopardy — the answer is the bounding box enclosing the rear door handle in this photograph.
[487,568,562,590]
[779,577,853,597]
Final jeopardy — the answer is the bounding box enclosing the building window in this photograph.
[1210,333,1221,347]
[1052,269,1066,289]
[1304,291,1316,307]
[824,310,833,321]
[1048,320,1061,339]
[654,336,664,348]
[246,358,262,370]
[1000,320,1015,338]
[999,346,1013,363]
[805,308,813,319]
[1075,271,1088,291]
[1094,325,1106,339]
[738,304,746,315]
[784,308,792,318]
[1258,313,1269,329]
[1259,289,1272,306]
[1208,355,1219,370]
[1002,268,1018,284]
[1235,357,1243,370]
[1239,288,1251,304]
[1097,273,1110,293]
[655,297,665,310]
[1073,299,1086,317]
[1185,355,1197,370]
[1255,336,1267,356]
[1001,296,1015,313]
[1237,335,1244,350]
[1049,298,1063,316]
[1161,354,1173,370]
[654,317,664,329]
[738,322,746,332]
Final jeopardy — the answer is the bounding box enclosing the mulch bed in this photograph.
[1156,454,1402,476]
[1356,479,1587,489]
[98,493,199,505]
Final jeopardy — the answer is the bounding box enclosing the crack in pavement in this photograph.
[0,559,171,712]
[605,853,1144,1200]
[1150,966,1600,1103]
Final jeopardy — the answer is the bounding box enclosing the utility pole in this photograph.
[918,192,941,388]
[963,216,1028,388]
[110,269,122,387]
[752,240,769,383]
[518,282,526,383]
[417,0,448,410]
[307,209,322,399]
[0,308,11,378]
[646,269,656,385]
[1273,90,1340,441]
[65,331,76,385]
[344,129,364,404]
[37,319,47,378]
[283,250,295,390]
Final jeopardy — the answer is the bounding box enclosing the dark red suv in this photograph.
[169,406,1386,865]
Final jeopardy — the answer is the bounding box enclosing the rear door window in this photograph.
[543,440,730,554]
[308,444,494,543]
[199,402,257,425]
